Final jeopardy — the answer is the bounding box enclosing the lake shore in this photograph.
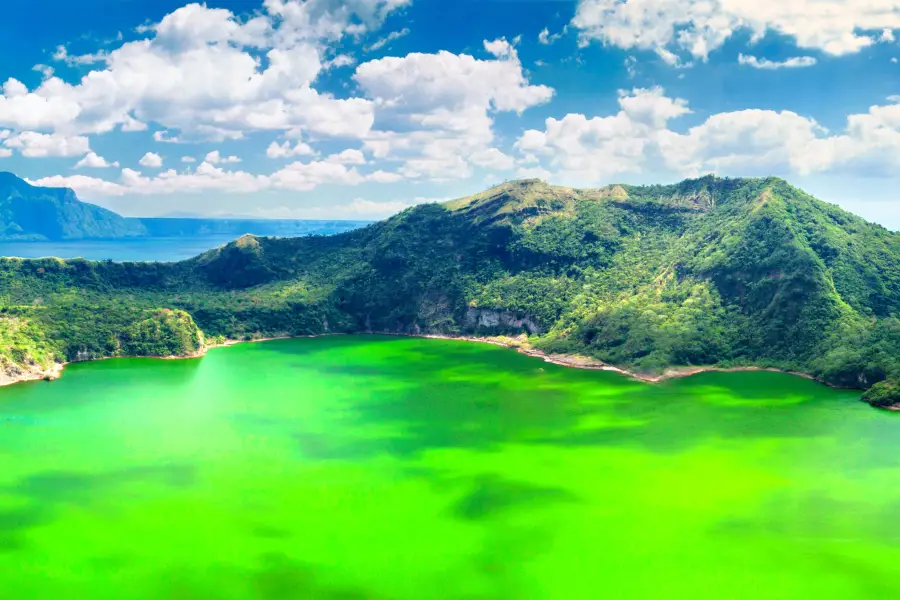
[387,332,827,386]
[0,331,850,394]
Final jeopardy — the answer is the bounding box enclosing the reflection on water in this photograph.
[0,335,896,599]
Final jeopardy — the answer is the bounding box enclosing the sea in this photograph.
[0,220,370,262]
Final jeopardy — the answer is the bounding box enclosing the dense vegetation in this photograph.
[1,174,899,407]
[861,380,900,408]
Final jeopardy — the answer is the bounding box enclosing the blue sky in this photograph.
[2,0,900,225]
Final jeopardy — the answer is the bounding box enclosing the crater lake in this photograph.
[0,336,897,599]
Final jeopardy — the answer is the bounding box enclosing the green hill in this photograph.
[2,175,899,407]
[0,172,147,240]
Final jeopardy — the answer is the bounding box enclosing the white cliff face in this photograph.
[464,308,541,334]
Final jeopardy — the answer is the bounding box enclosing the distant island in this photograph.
[0,172,369,241]
[1,173,899,409]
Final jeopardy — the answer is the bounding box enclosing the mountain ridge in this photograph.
[0,172,147,240]
[0,172,370,240]
[1,173,899,408]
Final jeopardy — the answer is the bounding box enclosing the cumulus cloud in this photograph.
[323,54,356,69]
[353,39,554,179]
[29,154,401,199]
[0,0,408,141]
[0,1,560,195]
[3,131,90,157]
[738,54,818,69]
[468,148,515,170]
[327,148,367,164]
[267,139,315,158]
[75,152,119,168]
[205,150,241,164]
[139,152,163,168]
[572,0,900,59]
[516,87,691,181]
[516,86,900,184]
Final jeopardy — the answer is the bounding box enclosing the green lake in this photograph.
[1,336,898,599]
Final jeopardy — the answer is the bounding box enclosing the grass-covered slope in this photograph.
[1,175,899,406]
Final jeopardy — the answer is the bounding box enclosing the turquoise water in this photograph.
[0,336,897,599]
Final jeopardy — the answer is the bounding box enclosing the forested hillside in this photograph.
[2,175,899,407]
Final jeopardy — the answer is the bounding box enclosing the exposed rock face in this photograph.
[0,360,64,387]
[464,308,541,334]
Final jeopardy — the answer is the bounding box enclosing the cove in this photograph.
[0,335,898,599]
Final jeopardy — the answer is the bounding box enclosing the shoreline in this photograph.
[388,333,827,386]
[0,331,854,394]
[0,333,330,388]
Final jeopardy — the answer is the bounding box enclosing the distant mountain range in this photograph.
[0,172,369,241]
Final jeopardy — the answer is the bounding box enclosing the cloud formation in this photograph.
[738,54,817,69]
[516,87,900,184]
[573,0,900,58]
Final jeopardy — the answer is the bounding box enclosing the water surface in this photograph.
[0,336,897,599]
[0,237,238,262]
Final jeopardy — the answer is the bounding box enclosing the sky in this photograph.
[2,0,900,225]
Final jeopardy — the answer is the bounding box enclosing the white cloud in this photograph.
[354,41,553,180]
[516,86,900,183]
[538,27,564,45]
[0,2,556,192]
[656,48,693,68]
[75,152,119,168]
[572,0,900,58]
[31,153,400,199]
[38,84,900,202]
[0,1,409,141]
[205,150,241,164]
[250,195,436,219]
[515,87,691,182]
[738,54,818,69]
[33,64,54,80]
[0,148,11,158]
[52,45,110,66]
[340,196,429,217]
[515,165,552,180]
[153,131,181,143]
[468,148,515,170]
[269,159,366,190]
[28,174,128,196]
[882,28,896,42]
[356,41,552,114]
[3,131,90,157]
[366,27,410,52]
[323,54,356,69]
[139,152,163,168]
[327,148,367,164]
[181,156,196,163]
[267,140,315,158]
